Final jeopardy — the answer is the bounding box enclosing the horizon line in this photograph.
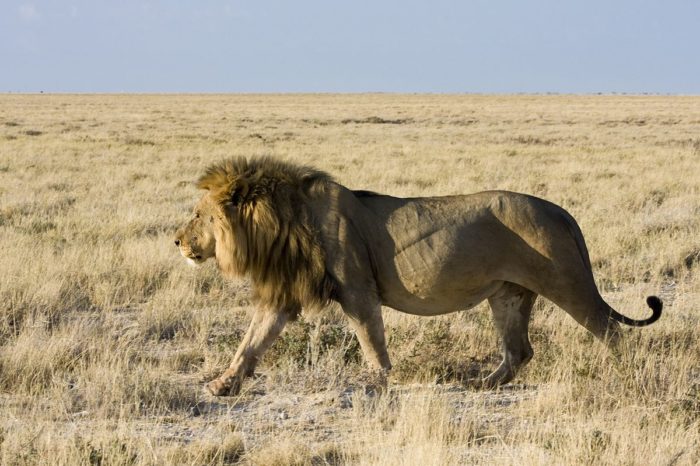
[1,91,698,97]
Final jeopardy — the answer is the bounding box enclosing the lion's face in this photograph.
[174,196,219,266]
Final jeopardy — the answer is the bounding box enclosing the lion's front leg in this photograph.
[206,307,293,396]
[342,299,392,395]
[341,298,392,372]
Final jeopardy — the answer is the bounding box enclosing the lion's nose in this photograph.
[174,239,181,247]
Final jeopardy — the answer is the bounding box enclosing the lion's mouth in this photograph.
[181,251,205,265]
[185,255,204,267]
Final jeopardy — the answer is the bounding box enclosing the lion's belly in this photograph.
[377,227,505,315]
[380,280,503,316]
[379,235,503,315]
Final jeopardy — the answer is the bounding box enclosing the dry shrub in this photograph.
[246,437,342,466]
[162,434,245,465]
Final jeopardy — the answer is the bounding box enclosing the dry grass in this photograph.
[1,94,699,465]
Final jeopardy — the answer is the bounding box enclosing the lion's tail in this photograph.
[559,210,663,328]
[608,296,663,327]
[560,210,593,273]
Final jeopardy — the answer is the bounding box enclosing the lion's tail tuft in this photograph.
[609,295,663,327]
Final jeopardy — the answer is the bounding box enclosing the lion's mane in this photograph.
[197,156,336,313]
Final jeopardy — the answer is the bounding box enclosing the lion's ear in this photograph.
[197,169,231,193]
[203,179,251,208]
[197,165,245,206]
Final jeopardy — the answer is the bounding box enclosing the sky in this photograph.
[2,0,699,93]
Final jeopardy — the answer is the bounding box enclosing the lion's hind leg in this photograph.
[483,282,537,389]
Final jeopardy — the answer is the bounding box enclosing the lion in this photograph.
[174,156,662,396]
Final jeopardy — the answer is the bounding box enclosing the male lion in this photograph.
[174,156,662,396]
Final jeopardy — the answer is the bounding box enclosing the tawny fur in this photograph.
[174,156,662,396]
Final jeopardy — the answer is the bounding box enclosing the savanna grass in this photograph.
[1,94,698,465]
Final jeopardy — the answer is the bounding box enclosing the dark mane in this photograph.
[352,189,382,198]
[198,156,336,313]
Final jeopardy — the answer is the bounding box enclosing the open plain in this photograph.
[1,94,699,465]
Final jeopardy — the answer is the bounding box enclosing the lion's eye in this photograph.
[192,236,198,242]
[195,212,200,219]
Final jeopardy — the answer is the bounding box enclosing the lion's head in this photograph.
[174,156,336,312]
[174,195,219,266]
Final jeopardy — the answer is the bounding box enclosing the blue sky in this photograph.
[2,1,699,93]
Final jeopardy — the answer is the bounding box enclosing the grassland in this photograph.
[0,94,699,465]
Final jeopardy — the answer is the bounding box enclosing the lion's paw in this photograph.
[205,377,241,397]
